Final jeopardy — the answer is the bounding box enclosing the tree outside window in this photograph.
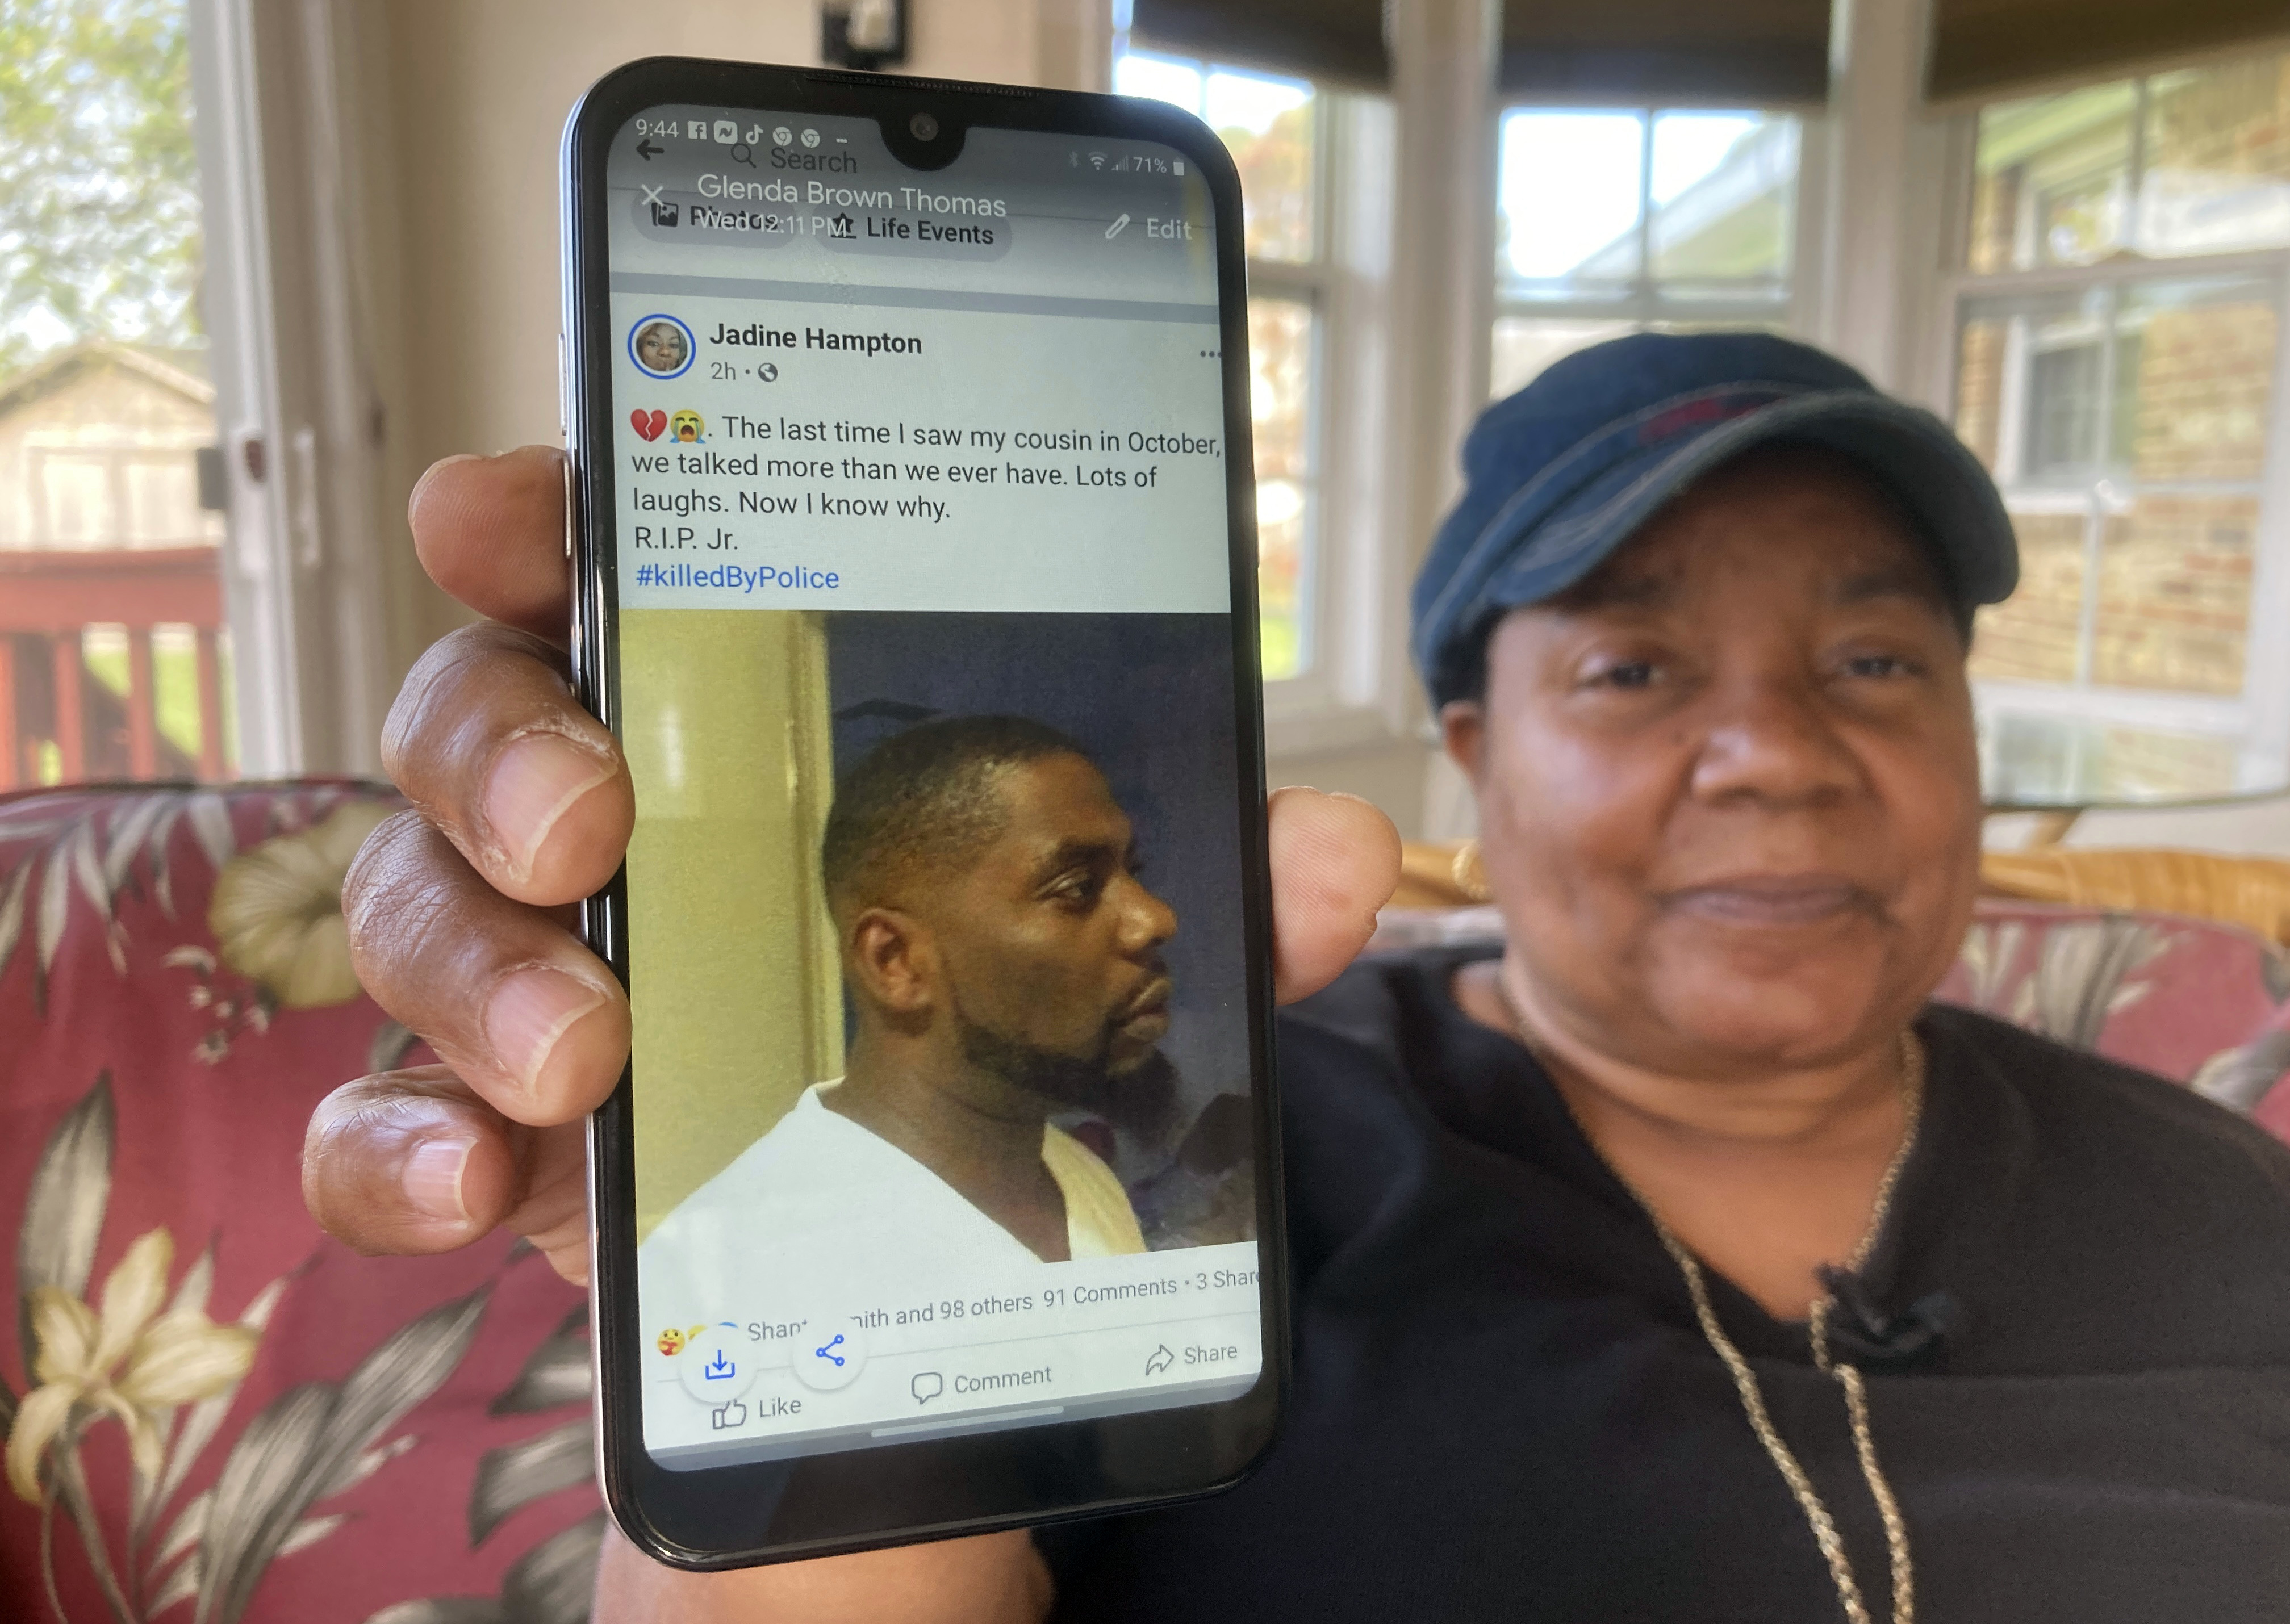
[1116,50,1323,681]
[0,0,234,787]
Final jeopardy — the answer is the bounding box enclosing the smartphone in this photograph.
[559,58,1282,1568]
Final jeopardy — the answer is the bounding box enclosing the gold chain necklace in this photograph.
[1494,973,1923,1624]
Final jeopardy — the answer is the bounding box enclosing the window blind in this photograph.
[1130,0,1831,100]
[1500,0,1830,103]
[1127,0,1389,89]
[1128,0,2285,108]
[1928,0,2290,102]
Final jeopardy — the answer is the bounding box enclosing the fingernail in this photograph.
[484,734,612,881]
[487,965,609,1098]
[402,1133,475,1222]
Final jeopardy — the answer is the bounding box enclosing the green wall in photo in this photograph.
[620,608,842,1242]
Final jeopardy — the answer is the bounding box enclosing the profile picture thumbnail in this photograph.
[629,315,694,379]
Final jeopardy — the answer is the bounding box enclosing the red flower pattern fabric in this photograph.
[11,781,2288,1621]
[1932,899,2290,1127]
[0,783,600,1624]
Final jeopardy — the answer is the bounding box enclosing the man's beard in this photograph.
[955,1009,1129,1112]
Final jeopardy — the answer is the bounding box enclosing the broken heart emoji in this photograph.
[630,408,667,441]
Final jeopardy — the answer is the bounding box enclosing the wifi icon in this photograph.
[1089,152,1106,170]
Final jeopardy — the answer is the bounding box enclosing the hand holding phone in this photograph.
[311,454,1393,1282]
[307,57,1401,1576]
[558,56,1302,1564]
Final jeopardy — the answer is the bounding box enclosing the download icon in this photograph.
[677,1324,759,1405]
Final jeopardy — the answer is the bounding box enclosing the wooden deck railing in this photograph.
[0,546,227,788]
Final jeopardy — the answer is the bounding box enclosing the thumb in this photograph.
[1268,786,1401,1005]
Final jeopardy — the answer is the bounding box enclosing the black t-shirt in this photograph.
[1040,946,2290,1622]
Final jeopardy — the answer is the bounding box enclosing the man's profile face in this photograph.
[922,754,1177,1110]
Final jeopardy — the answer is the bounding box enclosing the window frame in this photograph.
[1236,82,1334,687]
[1254,87,1405,751]
[186,0,399,781]
[1487,100,1813,379]
[1113,47,1403,750]
[1932,60,2290,794]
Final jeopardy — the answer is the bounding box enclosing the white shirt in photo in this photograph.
[638,1081,1144,1322]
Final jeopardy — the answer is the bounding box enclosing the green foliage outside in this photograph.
[1257,615,1299,682]
[79,629,127,694]
[80,628,206,761]
[1225,104,1314,262]
[0,0,201,379]
[151,633,201,756]
[1221,101,1316,675]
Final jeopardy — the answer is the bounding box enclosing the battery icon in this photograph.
[1174,160,1185,175]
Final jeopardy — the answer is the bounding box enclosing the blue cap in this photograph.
[1410,332,2019,708]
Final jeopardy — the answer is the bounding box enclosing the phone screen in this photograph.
[594,102,1265,1474]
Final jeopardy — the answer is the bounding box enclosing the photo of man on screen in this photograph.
[640,715,1188,1303]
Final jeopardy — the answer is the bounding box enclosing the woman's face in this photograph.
[638,325,685,372]
[1445,446,1984,1077]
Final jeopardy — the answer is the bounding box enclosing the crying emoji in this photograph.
[670,409,705,443]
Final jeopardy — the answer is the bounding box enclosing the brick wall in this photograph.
[2146,58,2290,187]
[1967,158,2021,275]
[2096,295,2275,694]
[2093,494,2259,693]
[1955,316,2007,470]
[2128,300,2275,483]
[1957,56,2285,701]
[1968,511,2086,684]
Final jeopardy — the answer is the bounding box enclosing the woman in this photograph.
[311,334,2290,1621]
[633,317,689,376]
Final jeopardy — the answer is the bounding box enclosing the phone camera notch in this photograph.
[881,107,962,169]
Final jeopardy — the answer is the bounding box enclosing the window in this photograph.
[1115,51,1327,681]
[1950,56,2290,802]
[1491,107,1803,397]
[0,0,234,787]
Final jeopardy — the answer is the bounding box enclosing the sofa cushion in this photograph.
[1,783,600,1624]
[1935,899,2290,1117]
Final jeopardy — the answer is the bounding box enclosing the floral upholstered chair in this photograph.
[1934,898,2290,1137]
[1,782,602,1624]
